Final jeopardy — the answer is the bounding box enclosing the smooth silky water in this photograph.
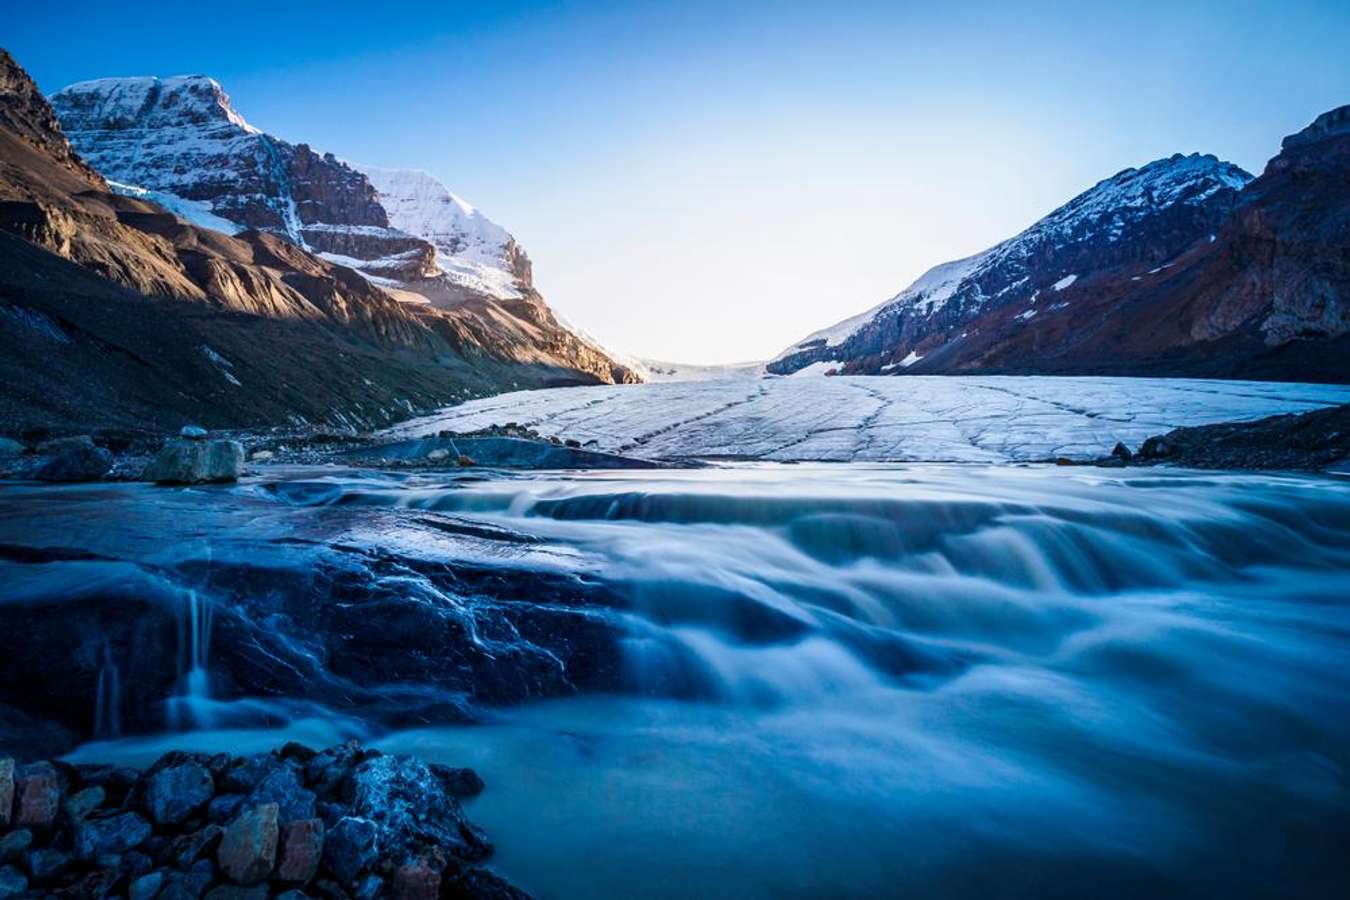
[21,463,1350,898]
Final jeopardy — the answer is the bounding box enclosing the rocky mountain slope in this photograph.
[771,110,1350,382]
[0,50,631,433]
[50,73,635,386]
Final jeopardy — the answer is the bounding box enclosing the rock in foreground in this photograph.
[143,438,245,484]
[0,742,530,899]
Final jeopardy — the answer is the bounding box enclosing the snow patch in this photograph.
[1052,274,1078,291]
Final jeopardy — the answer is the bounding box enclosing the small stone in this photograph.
[128,871,164,900]
[0,759,12,828]
[14,762,63,828]
[322,816,378,887]
[220,754,282,794]
[158,867,213,900]
[392,858,441,900]
[352,874,384,900]
[145,761,215,825]
[204,886,268,900]
[245,764,315,821]
[165,824,223,869]
[64,785,106,823]
[120,850,154,881]
[209,793,246,824]
[74,764,141,805]
[564,438,580,448]
[0,866,27,899]
[279,742,318,764]
[24,846,72,881]
[0,831,30,866]
[74,811,152,858]
[457,454,475,467]
[180,425,209,439]
[276,818,324,884]
[1111,441,1134,461]
[217,803,279,885]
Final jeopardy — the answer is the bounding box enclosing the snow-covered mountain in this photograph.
[770,153,1254,375]
[49,74,637,384]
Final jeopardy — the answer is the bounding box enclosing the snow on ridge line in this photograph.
[773,152,1253,365]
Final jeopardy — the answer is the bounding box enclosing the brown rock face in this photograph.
[14,763,62,829]
[275,818,324,883]
[217,803,279,885]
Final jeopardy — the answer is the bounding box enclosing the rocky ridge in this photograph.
[49,73,636,387]
[771,106,1350,382]
[0,49,631,434]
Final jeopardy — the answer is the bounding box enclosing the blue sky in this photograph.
[8,1,1350,363]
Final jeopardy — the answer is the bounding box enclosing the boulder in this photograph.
[1111,441,1134,461]
[145,760,215,825]
[0,438,22,457]
[74,765,141,806]
[0,866,27,899]
[33,438,112,482]
[143,438,244,485]
[217,803,279,885]
[0,759,11,827]
[345,754,490,865]
[276,818,324,883]
[14,762,63,828]
[321,816,378,887]
[181,425,209,439]
[0,831,30,866]
[73,811,152,858]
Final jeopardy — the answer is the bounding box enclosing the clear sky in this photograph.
[8,1,1350,363]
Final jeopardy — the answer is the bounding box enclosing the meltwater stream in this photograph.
[5,463,1349,898]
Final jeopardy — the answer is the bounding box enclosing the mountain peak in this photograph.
[1281,103,1350,150]
[53,74,258,135]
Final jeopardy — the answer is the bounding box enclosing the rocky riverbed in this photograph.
[0,741,526,899]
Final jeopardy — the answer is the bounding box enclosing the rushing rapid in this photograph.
[5,463,1349,898]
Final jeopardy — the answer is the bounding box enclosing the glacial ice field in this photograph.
[389,375,1350,461]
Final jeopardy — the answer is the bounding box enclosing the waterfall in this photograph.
[167,588,215,730]
[92,639,121,738]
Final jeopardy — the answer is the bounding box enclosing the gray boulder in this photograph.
[145,760,215,825]
[73,811,152,858]
[143,438,244,485]
[344,754,490,865]
[33,436,112,482]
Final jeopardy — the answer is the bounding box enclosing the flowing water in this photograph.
[8,463,1350,898]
